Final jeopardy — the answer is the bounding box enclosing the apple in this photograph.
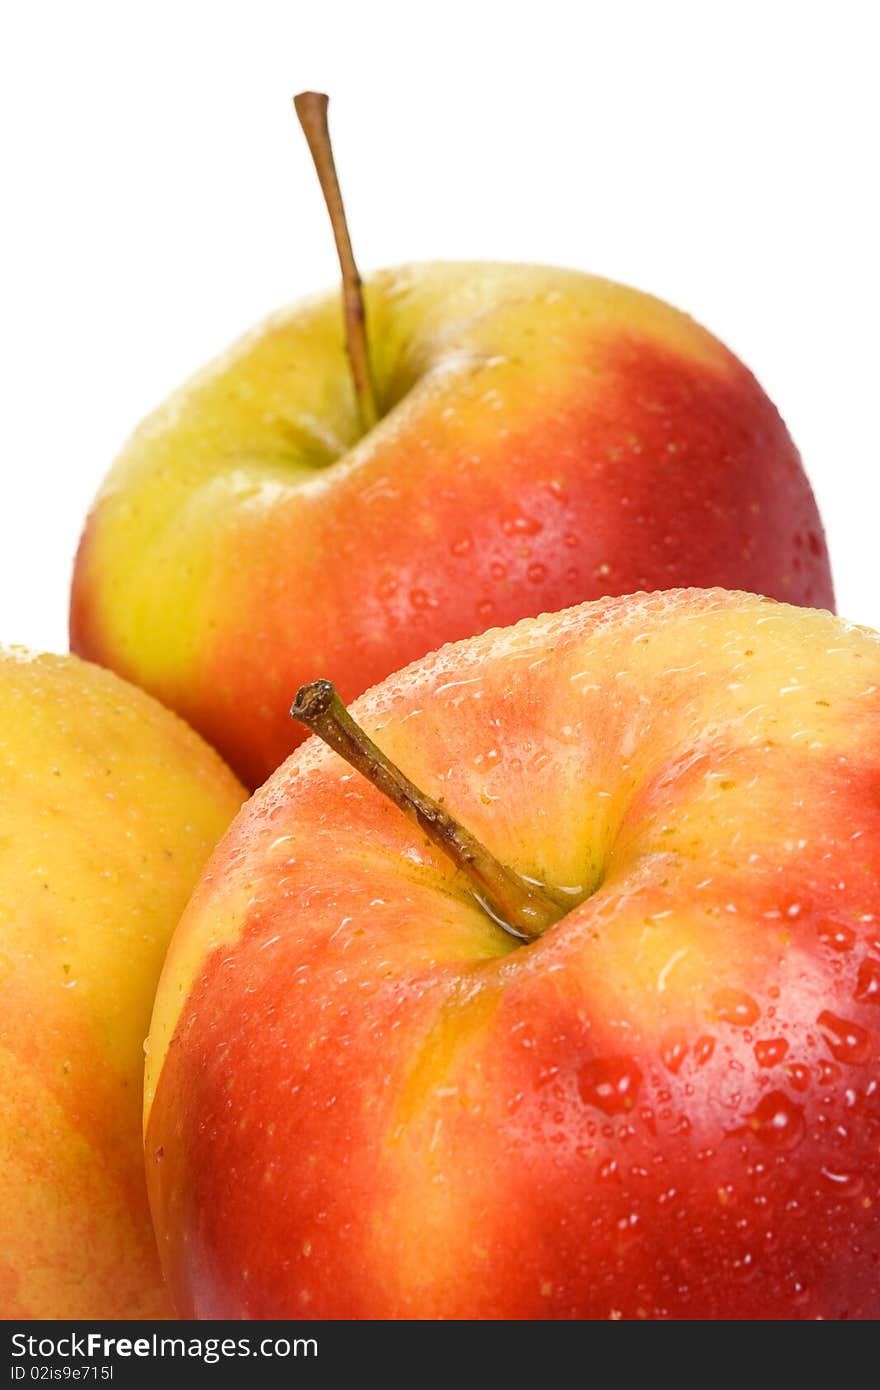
[0,646,243,1319]
[71,95,833,789]
[145,587,878,1320]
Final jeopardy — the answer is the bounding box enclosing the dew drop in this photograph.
[818,923,856,953]
[501,506,542,537]
[527,561,548,584]
[563,532,579,548]
[786,1062,811,1092]
[817,1011,871,1065]
[694,1035,716,1066]
[712,989,760,1027]
[489,561,507,581]
[409,588,437,610]
[747,1091,805,1150]
[578,1056,643,1116]
[854,957,880,1005]
[376,575,398,599]
[754,1037,789,1068]
[660,1029,689,1074]
[820,1167,864,1198]
[476,598,495,622]
[451,534,473,557]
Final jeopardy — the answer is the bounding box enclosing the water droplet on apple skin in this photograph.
[787,1062,811,1092]
[578,1057,644,1117]
[713,989,760,1027]
[818,923,857,953]
[854,957,880,1004]
[754,1037,789,1068]
[409,588,438,611]
[500,506,542,537]
[746,1091,805,1150]
[819,1167,865,1198]
[375,574,398,600]
[817,1011,872,1065]
[476,598,495,622]
[660,1030,688,1074]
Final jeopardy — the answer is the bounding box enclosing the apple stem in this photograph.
[291,680,567,942]
[293,92,379,434]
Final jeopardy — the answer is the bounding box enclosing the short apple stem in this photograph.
[291,680,566,942]
[293,91,379,434]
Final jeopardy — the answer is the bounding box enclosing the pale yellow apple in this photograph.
[0,647,244,1319]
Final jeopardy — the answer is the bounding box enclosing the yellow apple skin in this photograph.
[0,648,244,1319]
[71,263,833,787]
[146,590,878,1320]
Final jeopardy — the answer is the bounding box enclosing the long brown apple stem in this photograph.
[291,680,566,942]
[293,91,379,433]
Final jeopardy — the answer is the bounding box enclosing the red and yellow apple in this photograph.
[145,588,878,1320]
[0,647,244,1319]
[71,264,834,788]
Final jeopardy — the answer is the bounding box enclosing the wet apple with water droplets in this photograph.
[145,589,879,1319]
[70,99,833,787]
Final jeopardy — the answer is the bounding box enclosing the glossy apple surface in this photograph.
[71,264,833,786]
[0,648,243,1319]
[145,589,877,1320]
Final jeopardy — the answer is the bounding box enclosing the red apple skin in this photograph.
[144,590,878,1320]
[71,265,834,787]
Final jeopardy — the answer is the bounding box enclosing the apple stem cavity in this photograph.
[293,91,379,434]
[290,680,567,942]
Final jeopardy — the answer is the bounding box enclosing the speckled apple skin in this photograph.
[0,649,244,1319]
[71,265,833,787]
[145,590,878,1320]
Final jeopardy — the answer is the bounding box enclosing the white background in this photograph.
[2,0,878,653]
